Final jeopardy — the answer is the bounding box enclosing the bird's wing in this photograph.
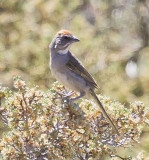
[66,52,98,89]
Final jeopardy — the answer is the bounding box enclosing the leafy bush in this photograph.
[0,78,148,160]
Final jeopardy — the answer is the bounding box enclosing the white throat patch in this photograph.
[57,48,68,54]
[57,42,71,54]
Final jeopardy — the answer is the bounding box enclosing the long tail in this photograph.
[90,89,120,135]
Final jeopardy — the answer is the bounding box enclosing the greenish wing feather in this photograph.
[66,53,98,89]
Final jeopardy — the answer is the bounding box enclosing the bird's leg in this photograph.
[70,92,85,102]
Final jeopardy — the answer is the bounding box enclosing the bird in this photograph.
[49,29,119,135]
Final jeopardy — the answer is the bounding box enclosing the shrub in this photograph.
[0,77,148,160]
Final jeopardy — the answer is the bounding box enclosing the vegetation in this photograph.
[0,78,148,159]
[0,0,149,159]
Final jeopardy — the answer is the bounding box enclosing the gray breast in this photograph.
[50,52,69,71]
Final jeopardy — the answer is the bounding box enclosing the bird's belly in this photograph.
[52,69,89,92]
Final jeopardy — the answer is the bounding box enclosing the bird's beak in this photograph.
[72,36,80,42]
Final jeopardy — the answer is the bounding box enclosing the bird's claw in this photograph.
[58,91,75,104]
[57,91,75,98]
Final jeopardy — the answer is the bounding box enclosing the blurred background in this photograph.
[0,0,149,159]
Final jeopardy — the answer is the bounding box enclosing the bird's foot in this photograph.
[57,91,75,98]
[57,91,75,103]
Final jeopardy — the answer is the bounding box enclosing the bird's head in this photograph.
[50,30,80,52]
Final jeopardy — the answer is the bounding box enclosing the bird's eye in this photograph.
[63,36,70,40]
